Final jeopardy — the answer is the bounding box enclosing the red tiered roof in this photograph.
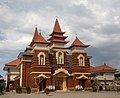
[29,27,50,46]
[69,37,89,48]
[6,59,20,66]
[49,19,68,44]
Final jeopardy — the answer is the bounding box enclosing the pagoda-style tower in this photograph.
[48,19,69,67]
[68,36,91,89]
[48,19,71,91]
[48,19,68,49]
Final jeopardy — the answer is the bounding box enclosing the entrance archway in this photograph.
[36,74,48,91]
[53,68,71,90]
[77,74,88,90]
[36,77,46,91]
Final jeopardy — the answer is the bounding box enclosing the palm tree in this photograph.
[91,79,100,92]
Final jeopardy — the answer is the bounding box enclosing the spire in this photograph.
[29,27,50,46]
[32,27,39,41]
[53,18,62,32]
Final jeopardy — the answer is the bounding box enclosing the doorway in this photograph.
[37,78,46,91]
[79,79,86,90]
[55,80,63,90]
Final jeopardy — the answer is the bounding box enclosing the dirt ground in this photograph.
[1,91,120,98]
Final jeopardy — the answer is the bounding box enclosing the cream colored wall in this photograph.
[96,72,114,81]
[20,63,23,86]
[10,75,18,81]
[104,73,114,80]
[9,67,19,81]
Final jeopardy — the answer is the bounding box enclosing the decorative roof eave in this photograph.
[35,73,50,79]
[49,32,65,36]
[67,44,90,49]
[17,52,33,59]
[29,41,51,47]
[51,40,69,44]
[24,47,33,52]
[48,36,68,41]
[53,67,71,76]
[52,47,67,49]
[3,66,17,71]
[76,74,89,79]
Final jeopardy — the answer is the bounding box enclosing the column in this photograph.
[63,77,67,91]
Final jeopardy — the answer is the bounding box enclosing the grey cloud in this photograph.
[0,32,6,40]
[0,0,120,77]
[99,23,120,34]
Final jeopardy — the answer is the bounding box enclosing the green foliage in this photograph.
[91,79,99,92]
[15,85,22,94]
[0,80,5,92]
[117,87,120,92]
[25,86,31,94]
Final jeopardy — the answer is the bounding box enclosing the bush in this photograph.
[25,86,31,94]
[15,85,22,94]
[44,88,49,95]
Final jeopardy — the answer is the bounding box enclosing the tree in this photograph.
[91,79,100,92]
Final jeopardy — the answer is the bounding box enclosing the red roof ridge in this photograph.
[69,36,89,48]
[6,59,20,66]
[93,64,115,71]
[29,28,50,46]
[32,27,39,42]
[53,18,62,32]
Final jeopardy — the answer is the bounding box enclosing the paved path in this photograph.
[1,91,120,98]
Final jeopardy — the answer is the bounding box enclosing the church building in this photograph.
[4,19,91,91]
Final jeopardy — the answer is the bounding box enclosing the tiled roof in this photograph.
[90,66,95,72]
[6,59,20,66]
[70,37,89,48]
[90,64,116,72]
[29,27,50,46]
[32,27,39,42]
[34,33,49,43]
[53,19,62,32]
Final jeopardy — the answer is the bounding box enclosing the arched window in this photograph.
[77,54,85,66]
[38,52,45,65]
[40,55,44,65]
[80,57,83,66]
[56,51,64,64]
[58,52,62,64]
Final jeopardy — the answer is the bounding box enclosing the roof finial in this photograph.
[104,62,106,65]
[76,33,78,39]
[35,24,37,28]
[56,16,58,19]
[39,29,41,35]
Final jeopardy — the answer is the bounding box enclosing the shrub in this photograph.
[44,88,49,95]
[15,85,22,94]
[25,86,31,94]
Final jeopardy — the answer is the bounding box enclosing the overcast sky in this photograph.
[0,0,120,78]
